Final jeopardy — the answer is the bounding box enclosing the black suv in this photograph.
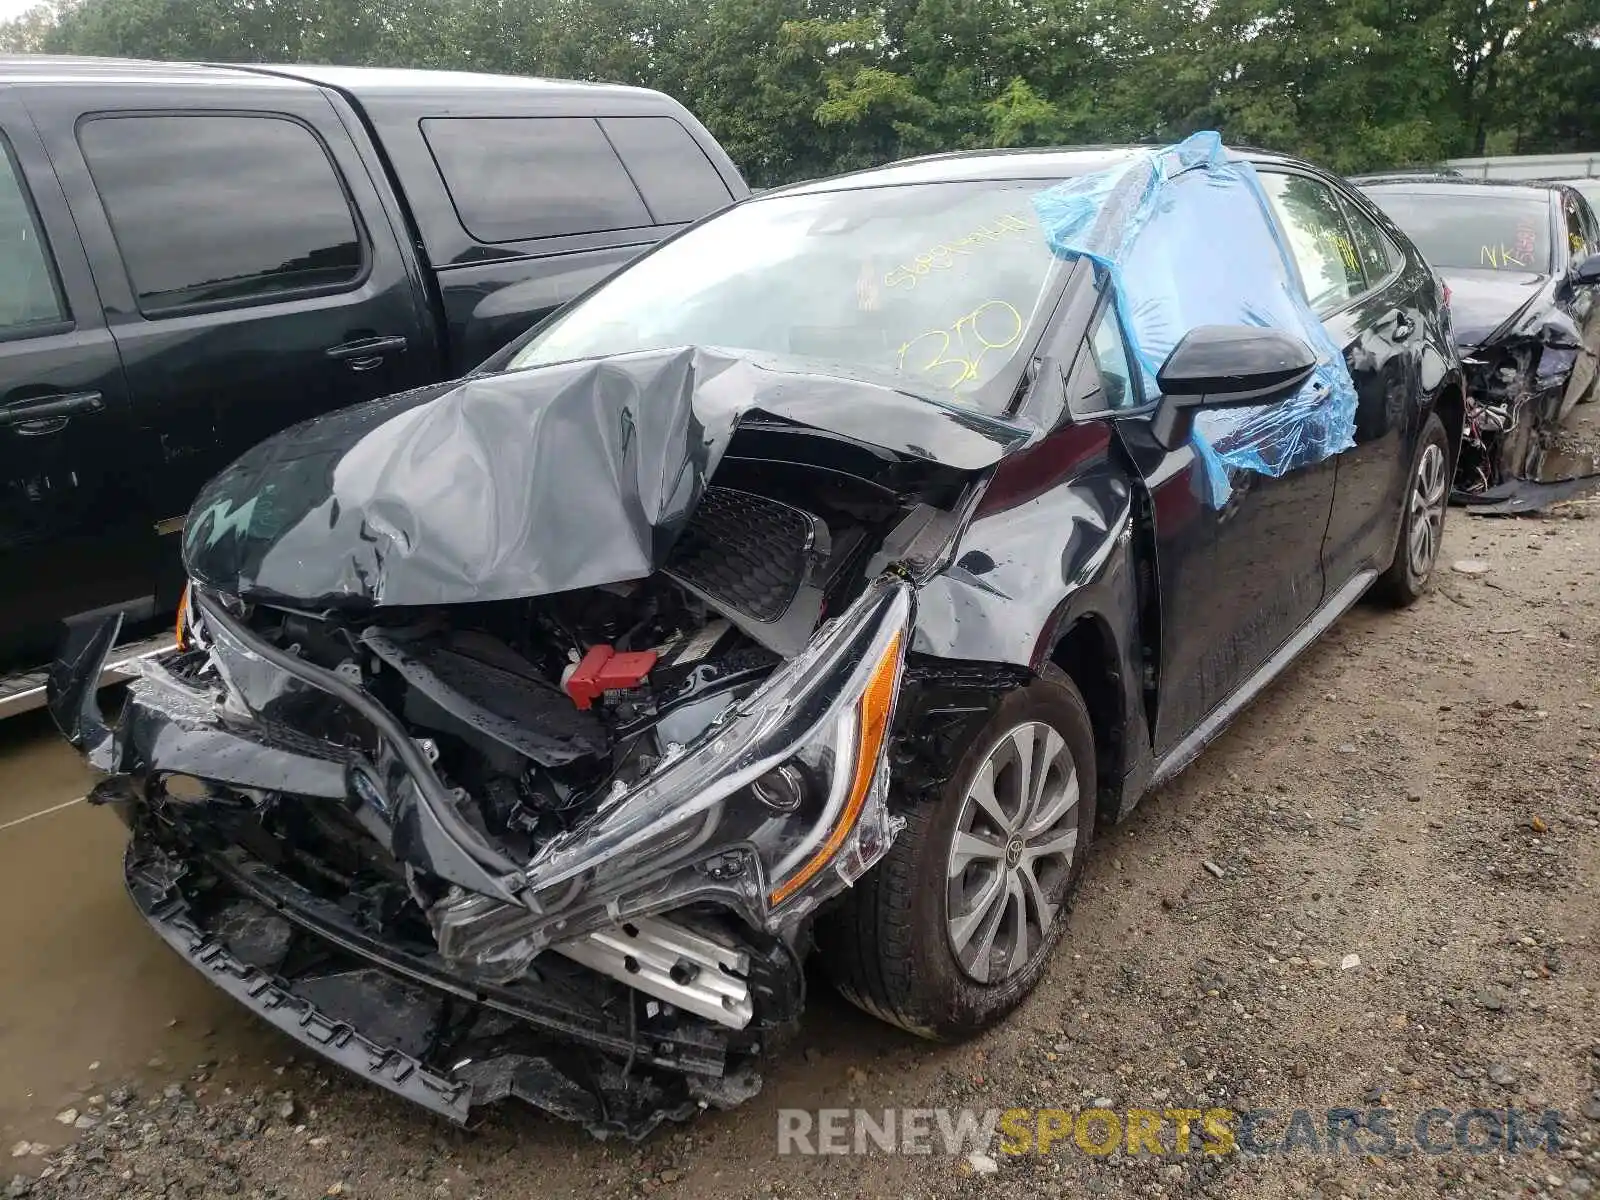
[0,57,745,709]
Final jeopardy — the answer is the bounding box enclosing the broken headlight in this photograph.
[432,578,912,975]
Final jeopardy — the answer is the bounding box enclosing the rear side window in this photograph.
[1258,172,1366,312]
[422,117,653,243]
[79,114,363,315]
[0,133,66,334]
[599,116,732,224]
[1340,200,1398,287]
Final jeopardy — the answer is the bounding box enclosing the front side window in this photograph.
[79,114,363,315]
[1364,188,1553,274]
[1564,194,1590,262]
[0,134,66,334]
[507,181,1065,414]
[1258,172,1366,311]
[1086,297,1141,411]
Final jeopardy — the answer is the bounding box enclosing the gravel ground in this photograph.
[12,410,1600,1200]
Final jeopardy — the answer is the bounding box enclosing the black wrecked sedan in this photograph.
[1359,176,1600,492]
[50,144,1464,1138]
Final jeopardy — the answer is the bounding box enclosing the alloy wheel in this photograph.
[1407,441,1448,583]
[945,720,1080,984]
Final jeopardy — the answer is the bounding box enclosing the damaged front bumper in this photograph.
[120,829,770,1135]
[1455,306,1595,496]
[49,578,914,1134]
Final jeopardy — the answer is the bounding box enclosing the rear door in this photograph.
[0,92,153,666]
[1256,169,1415,587]
[26,80,432,595]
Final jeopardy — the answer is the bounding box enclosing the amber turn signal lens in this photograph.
[174,583,191,652]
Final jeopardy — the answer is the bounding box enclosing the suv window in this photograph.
[79,114,362,316]
[1258,172,1366,312]
[422,117,653,243]
[1340,199,1398,288]
[0,134,66,334]
[598,117,732,224]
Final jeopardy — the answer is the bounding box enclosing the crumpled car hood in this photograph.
[1439,267,1548,348]
[182,347,1026,609]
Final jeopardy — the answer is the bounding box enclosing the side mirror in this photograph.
[1150,325,1317,450]
[1571,251,1600,286]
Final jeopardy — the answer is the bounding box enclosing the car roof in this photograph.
[245,63,655,101]
[1347,169,1464,184]
[767,144,1315,197]
[0,53,284,88]
[1358,177,1562,201]
[0,54,654,102]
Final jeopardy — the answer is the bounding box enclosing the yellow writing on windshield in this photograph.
[897,300,1025,388]
[1480,244,1530,268]
[1479,219,1541,269]
[884,214,1036,290]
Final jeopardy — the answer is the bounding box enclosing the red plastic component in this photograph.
[564,645,658,710]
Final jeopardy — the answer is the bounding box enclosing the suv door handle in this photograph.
[0,389,104,434]
[326,335,409,371]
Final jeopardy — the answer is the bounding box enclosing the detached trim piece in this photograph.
[124,840,472,1123]
[2,632,173,721]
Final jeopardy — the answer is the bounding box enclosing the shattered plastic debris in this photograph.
[1454,472,1600,516]
[1031,131,1359,507]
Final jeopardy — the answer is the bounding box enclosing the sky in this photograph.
[0,0,40,21]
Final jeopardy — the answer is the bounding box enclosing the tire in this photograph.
[1373,411,1451,608]
[818,665,1097,1040]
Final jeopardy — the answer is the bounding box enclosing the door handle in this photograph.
[326,335,408,372]
[0,389,104,434]
[1387,310,1415,342]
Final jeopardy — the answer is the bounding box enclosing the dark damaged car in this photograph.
[1359,177,1600,493]
[51,142,1465,1138]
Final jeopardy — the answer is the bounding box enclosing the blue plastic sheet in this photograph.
[1031,132,1358,505]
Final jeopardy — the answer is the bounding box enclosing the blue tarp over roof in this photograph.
[1031,131,1359,506]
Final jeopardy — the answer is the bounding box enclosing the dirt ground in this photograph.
[6,408,1599,1200]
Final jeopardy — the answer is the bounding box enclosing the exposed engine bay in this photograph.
[51,385,997,1136]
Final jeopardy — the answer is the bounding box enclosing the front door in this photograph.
[0,96,154,667]
[1075,290,1337,757]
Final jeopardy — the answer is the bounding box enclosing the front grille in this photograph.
[666,487,823,623]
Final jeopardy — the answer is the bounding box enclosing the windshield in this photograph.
[507,181,1063,414]
[1365,190,1552,273]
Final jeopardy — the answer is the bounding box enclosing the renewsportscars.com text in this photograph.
[777,1106,1565,1158]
